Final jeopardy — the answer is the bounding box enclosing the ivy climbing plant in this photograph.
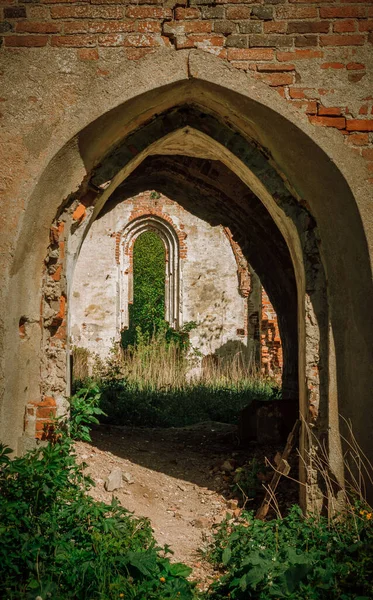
[122,230,166,348]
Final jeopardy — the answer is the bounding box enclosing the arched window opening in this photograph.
[122,230,166,347]
[120,213,182,338]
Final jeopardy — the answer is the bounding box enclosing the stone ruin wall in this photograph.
[70,191,283,380]
[1,0,372,180]
[261,288,282,378]
[1,0,371,505]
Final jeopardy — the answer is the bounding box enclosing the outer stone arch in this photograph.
[46,106,329,509]
[1,49,372,507]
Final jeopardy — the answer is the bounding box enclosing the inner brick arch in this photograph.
[4,53,372,506]
[120,213,183,332]
[84,106,327,430]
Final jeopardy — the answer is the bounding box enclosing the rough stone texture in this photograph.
[0,23,372,508]
[71,190,249,361]
[104,468,123,492]
[70,190,282,375]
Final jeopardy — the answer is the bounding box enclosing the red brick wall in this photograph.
[261,287,283,379]
[1,1,372,179]
[124,191,188,259]
[223,226,283,377]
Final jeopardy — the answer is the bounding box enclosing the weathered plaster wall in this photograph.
[1,10,372,503]
[70,191,250,360]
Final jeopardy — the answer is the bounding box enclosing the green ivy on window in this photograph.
[122,230,166,348]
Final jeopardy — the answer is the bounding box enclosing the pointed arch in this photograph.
[2,49,372,506]
[120,214,183,332]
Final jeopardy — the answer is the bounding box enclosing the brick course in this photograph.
[0,0,372,174]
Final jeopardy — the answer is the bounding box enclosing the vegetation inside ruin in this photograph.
[73,227,280,427]
[0,395,196,600]
[73,330,280,428]
[205,504,373,600]
[1,388,372,600]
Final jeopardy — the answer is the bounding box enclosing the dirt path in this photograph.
[75,422,294,589]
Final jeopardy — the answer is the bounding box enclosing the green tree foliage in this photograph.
[122,231,166,348]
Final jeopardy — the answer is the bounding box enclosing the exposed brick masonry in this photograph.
[224,225,283,378]
[124,191,188,259]
[261,288,283,379]
[0,0,372,179]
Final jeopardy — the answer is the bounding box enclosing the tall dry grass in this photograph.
[71,346,90,381]
[92,328,274,394]
[74,331,280,427]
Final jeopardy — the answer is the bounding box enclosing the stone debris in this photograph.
[104,468,123,492]
[192,517,210,529]
[123,471,135,484]
[221,458,236,472]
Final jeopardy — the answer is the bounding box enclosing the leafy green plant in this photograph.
[0,398,198,599]
[204,505,373,599]
[68,382,105,441]
[232,458,271,504]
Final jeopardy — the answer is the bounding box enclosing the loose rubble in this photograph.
[104,467,123,492]
[75,422,298,590]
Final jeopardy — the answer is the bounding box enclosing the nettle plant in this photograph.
[204,421,373,600]
[204,504,373,600]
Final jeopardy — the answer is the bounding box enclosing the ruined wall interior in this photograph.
[70,190,283,376]
[1,0,373,507]
[71,190,249,361]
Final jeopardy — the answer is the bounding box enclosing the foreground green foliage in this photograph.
[67,382,105,441]
[204,505,373,600]
[0,393,196,600]
[232,458,271,504]
[1,387,372,600]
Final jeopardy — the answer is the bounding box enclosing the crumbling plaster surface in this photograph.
[112,155,294,395]
[0,48,372,505]
[70,191,249,361]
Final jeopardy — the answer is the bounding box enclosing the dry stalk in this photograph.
[261,482,283,519]
[263,415,372,522]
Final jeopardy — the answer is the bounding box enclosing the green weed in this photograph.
[75,330,279,428]
[0,401,198,599]
[204,505,373,599]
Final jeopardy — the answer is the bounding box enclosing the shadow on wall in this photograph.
[202,340,252,370]
[194,292,229,344]
[192,291,245,351]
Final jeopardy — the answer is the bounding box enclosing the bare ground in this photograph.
[75,422,297,590]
